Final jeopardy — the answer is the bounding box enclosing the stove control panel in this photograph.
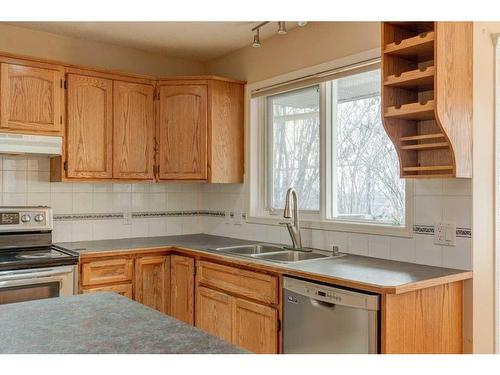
[0,207,52,232]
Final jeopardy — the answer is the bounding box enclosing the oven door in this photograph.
[0,265,76,305]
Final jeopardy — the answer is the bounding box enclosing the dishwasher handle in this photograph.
[310,298,336,311]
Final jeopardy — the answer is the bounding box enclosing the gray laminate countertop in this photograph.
[56,233,471,293]
[0,292,245,354]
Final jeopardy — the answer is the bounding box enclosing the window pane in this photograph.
[332,70,405,225]
[267,86,320,211]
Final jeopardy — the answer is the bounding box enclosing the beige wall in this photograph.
[205,22,380,83]
[472,22,500,354]
[0,23,205,76]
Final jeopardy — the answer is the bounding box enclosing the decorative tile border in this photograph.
[413,224,471,238]
[54,211,469,238]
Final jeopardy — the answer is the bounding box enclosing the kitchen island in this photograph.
[0,292,245,354]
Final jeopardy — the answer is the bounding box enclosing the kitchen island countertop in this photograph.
[0,292,245,354]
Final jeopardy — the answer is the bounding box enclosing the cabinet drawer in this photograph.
[81,258,133,286]
[82,283,133,299]
[197,261,278,304]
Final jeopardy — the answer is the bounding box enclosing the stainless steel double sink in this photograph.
[214,243,343,264]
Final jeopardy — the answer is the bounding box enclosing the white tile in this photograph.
[27,171,50,193]
[443,179,472,196]
[166,217,184,235]
[53,221,73,242]
[415,179,443,196]
[166,192,183,210]
[300,228,312,248]
[3,170,27,192]
[442,196,471,228]
[113,183,132,193]
[132,183,151,193]
[50,182,73,193]
[72,183,94,193]
[27,192,51,206]
[130,218,149,238]
[92,220,114,240]
[389,237,416,263]
[73,193,93,213]
[328,231,349,253]
[112,193,132,212]
[442,238,472,270]
[414,195,442,225]
[150,193,167,211]
[27,157,49,172]
[348,233,369,256]
[93,183,113,193]
[415,235,443,267]
[93,193,114,213]
[148,218,167,236]
[71,221,93,241]
[310,229,330,250]
[367,235,390,259]
[3,156,27,171]
[180,217,201,235]
[132,193,151,212]
[112,220,132,239]
[50,192,73,214]
[3,193,27,206]
[150,183,168,193]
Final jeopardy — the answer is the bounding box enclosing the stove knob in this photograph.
[34,214,44,223]
[21,214,31,223]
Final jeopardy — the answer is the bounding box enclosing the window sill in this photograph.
[246,214,413,238]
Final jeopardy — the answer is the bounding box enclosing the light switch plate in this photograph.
[224,210,231,224]
[233,210,243,225]
[434,222,456,246]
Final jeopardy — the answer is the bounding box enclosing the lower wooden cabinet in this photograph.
[196,286,233,342]
[135,255,170,314]
[82,283,133,299]
[170,255,195,325]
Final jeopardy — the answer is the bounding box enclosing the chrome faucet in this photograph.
[280,188,303,249]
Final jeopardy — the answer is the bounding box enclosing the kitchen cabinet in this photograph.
[135,255,170,313]
[0,62,63,135]
[196,286,233,342]
[157,83,208,180]
[82,283,133,299]
[81,257,133,286]
[113,81,155,180]
[66,74,113,179]
[170,254,195,325]
[381,21,472,178]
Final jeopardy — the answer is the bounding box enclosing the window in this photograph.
[256,63,407,229]
[266,86,320,212]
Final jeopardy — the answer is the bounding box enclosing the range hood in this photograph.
[0,133,62,156]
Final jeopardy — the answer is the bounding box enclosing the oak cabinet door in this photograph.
[170,255,195,324]
[135,255,170,314]
[82,283,133,299]
[81,258,133,287]
[113,81,155,179]
[66,74,113,179]
[232,298,278,354]
[0,63,63,134]
[196,286,232,342]
[157,84,207,180]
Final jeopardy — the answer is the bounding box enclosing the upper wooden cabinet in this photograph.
[0,62,63,135]
[113,81,155,180]
[157,77,245,183]
[381,22,472,178]
[157,83,208,180]
[66,74,113,179]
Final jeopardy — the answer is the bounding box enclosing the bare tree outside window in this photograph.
[267,86,320,211]
[333,70,405,225]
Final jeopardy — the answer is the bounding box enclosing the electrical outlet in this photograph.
[224,210,231,224]
[233,210,243,225]
[434,222,456,246]
[123,211,132,225]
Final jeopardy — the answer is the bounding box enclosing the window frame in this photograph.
[246,49,414,238]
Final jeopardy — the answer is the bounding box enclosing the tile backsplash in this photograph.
[0,155,472,270]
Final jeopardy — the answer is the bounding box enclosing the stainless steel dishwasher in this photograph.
[283,277,380,354]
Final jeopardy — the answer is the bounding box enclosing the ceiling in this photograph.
[9,21,300,62]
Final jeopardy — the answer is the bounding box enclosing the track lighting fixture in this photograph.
[251,21,307,48]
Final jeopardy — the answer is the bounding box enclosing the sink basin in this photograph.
[216,244,287,255]
[254,250,331,263]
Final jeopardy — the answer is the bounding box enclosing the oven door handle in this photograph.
[0,274,69,288]
[0,266,75,283]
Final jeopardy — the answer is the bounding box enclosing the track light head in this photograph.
[252,29,261,48]
[278,21,287,35]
